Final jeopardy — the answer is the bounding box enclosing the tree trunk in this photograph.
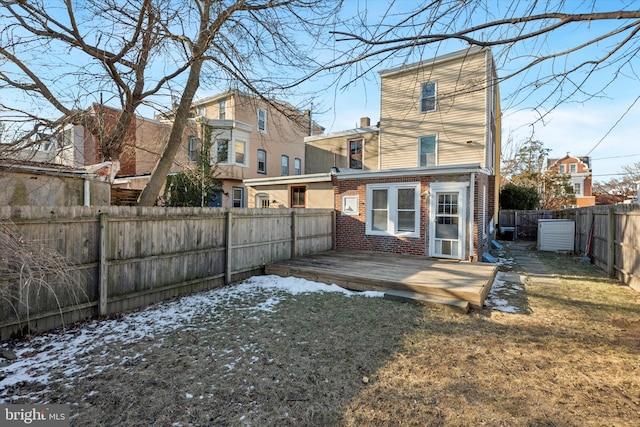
[137,60,203,206]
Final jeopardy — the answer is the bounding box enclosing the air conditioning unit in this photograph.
[537,219,575,252]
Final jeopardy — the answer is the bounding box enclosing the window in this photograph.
[574,183,582,195]
[257,149,267,174]
[366,183,420,237]
[216,139,229,163]
[197,105,205,116]
[570,163,577,173]
[281,155,289,176]
[256,193,270,208]
[420,82,436,113]
[294,158,302,175]
[419,135,436,167]
[559,164,566,174]
[349,139,363,169]
[258,108,267,132]
[232,187,244,207]
[187,135,198,163]
[218,100,226,120]
[235,141,245,165]
[291,186,306,208]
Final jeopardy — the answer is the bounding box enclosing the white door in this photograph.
[429,183,466,259]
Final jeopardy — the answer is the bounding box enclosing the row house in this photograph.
[189,90,321,207]
[546,154,596,207]
[245,46,501,261]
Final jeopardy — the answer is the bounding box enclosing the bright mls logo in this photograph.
[2,404,69,426]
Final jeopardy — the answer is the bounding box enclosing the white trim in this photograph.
[244,172,332,186]
[418,134,438,167]
[429,181,467,260]
[366,182,420,238]
[335,163,482,180]
[342,195,359,216]
[378,46,485,77]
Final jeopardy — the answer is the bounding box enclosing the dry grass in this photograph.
[3,243,640,426]
[0,221,89,335]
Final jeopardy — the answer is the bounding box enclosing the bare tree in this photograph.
[299,1,640,122]
[594,161,640,198]
[0,0,341,205]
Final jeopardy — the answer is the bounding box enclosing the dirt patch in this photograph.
[1,249,639,426]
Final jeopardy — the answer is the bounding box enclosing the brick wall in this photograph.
[334,172,495,260]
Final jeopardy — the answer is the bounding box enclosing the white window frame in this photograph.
[281,155,289,176]
[428,182,467,260]
[559,164,566,174]
[420,82,437,113]
[570,163,577,173]
[418,135,437,167]
[215,138,248,167]
[365,182,420,238]
[218,99,226,120]
[294,157,302,175]
[256,193,270,208]
[258,108,267,133]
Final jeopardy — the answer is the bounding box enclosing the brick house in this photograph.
[546,154,596,207]
[333,46,500,261]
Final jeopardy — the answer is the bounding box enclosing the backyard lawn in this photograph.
[1,243,639,426]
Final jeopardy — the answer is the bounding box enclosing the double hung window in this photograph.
[366,183,420,237]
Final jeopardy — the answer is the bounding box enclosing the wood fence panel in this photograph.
[1,206,334,340]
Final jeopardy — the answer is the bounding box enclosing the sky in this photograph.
[287,1,640,181]
[0,272,519,405]
[3,1,638,181]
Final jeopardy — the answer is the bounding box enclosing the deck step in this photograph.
[384,289,470,314]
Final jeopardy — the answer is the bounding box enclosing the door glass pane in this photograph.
[436,217,458,239]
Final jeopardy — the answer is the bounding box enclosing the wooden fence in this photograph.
[556,204,640,292]
[498,209,555,240]
[0,206,334,341]
[499,205,640,291]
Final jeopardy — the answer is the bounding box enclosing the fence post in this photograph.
[98,213,109,316]
[607,208,615,277]
[226,210,232,284]
[291,210,297,258]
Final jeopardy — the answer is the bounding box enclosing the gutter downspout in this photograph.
[469,172,475,261]
[84,178,90,206]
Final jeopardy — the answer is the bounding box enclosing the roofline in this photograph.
[244,172,332,186]
[334,163,485,180]
[378,46,488,78]
[304,127,379,143]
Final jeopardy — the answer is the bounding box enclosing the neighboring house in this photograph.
[191,90,321,207]
[547,154,595,207]
[305,117,380,173]
[248,46,500,261]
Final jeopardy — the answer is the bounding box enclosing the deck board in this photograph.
[265,250,498,309]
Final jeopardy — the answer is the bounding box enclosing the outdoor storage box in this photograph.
[537,219,575,252]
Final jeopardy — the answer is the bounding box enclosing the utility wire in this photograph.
[586,94,640,156]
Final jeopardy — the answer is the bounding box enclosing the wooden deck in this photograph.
[265,250,498,310]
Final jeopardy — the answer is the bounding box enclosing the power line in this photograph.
[586,95,640,156]
[591,153,640,161]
